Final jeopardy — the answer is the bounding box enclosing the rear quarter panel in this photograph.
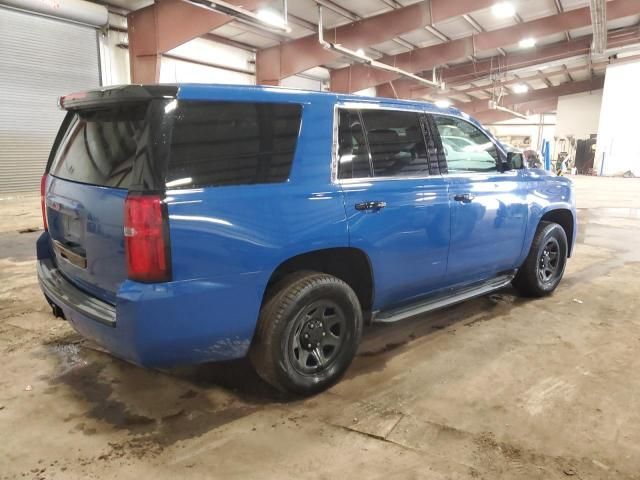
[165,92,347,304]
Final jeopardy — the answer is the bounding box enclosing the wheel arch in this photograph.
[262,247,375,317]
[539,208,575,257]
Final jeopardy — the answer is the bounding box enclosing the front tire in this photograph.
[513,221,568,297]
[249,272,363,395]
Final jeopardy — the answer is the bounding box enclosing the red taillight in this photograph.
[124,194,171,283]
[41,174,48,231]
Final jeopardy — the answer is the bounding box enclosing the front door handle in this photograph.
[355,201,387,211]
[453,193,475,203]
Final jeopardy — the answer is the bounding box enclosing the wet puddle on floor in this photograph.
[46,340,89,376]
[577,207,640,261]
[37,334,284,459]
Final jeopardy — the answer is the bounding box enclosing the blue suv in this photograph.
[37,84,576,395]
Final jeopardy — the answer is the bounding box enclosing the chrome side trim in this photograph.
[373,273,515,324]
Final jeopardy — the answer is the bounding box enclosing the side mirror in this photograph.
[504,151,524,170]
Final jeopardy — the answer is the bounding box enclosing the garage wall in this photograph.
[98,29,130,86]
[0,6,100,195]
[555,90,603,139]
[487,114,556,153]
[595,60,640,176]
[161,37,254,84]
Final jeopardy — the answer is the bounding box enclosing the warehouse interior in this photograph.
[1,0,640,478]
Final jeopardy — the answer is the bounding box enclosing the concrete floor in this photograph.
[1,176,639,479]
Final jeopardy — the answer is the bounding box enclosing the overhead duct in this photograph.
[589,0,607,55]
[317,5,444,91]
[0,0,108,26]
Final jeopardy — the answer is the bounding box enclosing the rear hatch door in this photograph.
[45,90,173,304]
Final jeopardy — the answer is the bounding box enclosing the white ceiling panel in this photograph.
[212,23,249,37]
[339,0,388,18]
[227,29,279,49]
[323,59,351,69]
[549,76,563,87]
[468,90,490,100]
[450,93,473,102]
[571,70,592,81]
[475,48,503,59]
[527,78,551,89]
[608,15,640,30]
[400,28,443,48]
[371,40,410,56]
[472,78,493,87]
[433,17,476,39]
[537,32,571,46]
[569,25,594,38]
[516,0,559,21]
[559,0,591,11]
[467,10,517,32]
[288,0,347,28]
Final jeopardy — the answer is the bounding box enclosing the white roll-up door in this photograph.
[0,7,100,195]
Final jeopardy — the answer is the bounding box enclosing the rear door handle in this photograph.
[453,193,475,203]
[355,201,387,211]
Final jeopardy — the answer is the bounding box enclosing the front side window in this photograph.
[433,115,499,173]
[361,110,429,178]
[167,101,302,188]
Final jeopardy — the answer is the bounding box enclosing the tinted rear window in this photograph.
[166,102,302,189]
[50,104,151,189]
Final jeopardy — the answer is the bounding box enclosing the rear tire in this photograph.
[513,221,568,297]
[249,272,363,395]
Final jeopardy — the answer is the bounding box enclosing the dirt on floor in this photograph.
[1,176,640,480]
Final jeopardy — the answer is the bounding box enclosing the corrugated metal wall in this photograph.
[0,7,99,195]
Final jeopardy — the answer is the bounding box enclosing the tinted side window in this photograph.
[433,115,499,173]
[361,110,429,178]
[337,109,372,179]
[167,102,302,188]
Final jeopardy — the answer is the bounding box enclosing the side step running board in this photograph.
[373,273,515,324]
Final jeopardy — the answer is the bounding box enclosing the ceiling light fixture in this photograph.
[512,84,529,94]
[435,99,452,108]
[355,48,365,56]
[519,37,537,48]
[491,2,515,18]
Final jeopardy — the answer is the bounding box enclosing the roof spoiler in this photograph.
[58,85,179,110]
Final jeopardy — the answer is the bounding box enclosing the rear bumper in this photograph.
[36,233,264,368]
[37,257,116,327]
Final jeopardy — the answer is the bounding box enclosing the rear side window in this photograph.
[360,110,429,178]
[166,102,302,188]
[432,115,499,173]
[337,110,372,179]
[49,104,150,188]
